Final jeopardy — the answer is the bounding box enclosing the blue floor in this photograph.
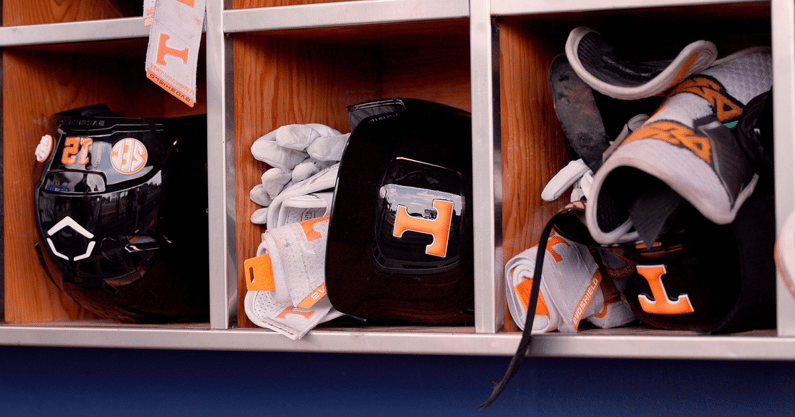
[0,346,792,416]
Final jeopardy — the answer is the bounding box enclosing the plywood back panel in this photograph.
[3,0,137,26]
[381,45,471,113]
[498,20,569,331]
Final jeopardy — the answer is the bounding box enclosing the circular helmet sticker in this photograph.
[35,134,53,163]
[111,138,148,174]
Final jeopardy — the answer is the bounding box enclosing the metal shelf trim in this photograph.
[771,0,795,337]
[470,0,502,334]
[0,17,150,47]
[491,0,765,16]
[0,326,792,360]
[223,0,469,33]
[206,0,237,330]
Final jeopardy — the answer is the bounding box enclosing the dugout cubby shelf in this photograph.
[1,38,208,325]
[230,16,472,328]
[0,0,792,359]
[495,1,777,332]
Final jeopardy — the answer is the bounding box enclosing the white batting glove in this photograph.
[250,124,349,225]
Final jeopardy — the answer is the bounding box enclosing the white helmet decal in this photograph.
[45,216,96,261]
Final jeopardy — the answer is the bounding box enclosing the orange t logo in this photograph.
[300,216,329,242]
[393,199,454,258]
[156,33,189,66]
[636,264,695,315]
[545,235,569,262]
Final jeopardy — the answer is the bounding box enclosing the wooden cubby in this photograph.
[0,0,793,359]
[2,38,207,324]
[232,18,471,327]
[497,1,775,332]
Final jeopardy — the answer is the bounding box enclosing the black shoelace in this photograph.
[479,209,565,409]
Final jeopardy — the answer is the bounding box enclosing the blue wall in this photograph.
[0,346,793,416]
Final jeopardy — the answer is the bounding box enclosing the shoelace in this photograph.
[479,209,566,409]
[480,111,648,408]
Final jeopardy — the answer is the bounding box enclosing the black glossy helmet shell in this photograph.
[553,195,775,333]
[34,107,209,323]
[326,98,474,325]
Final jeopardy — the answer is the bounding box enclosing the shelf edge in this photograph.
[0,327,792,360]
[0,17,151,47]
[491,0,766,16]
[223,0,470,33]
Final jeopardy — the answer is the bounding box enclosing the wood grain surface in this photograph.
[498,20,569,331]
[3,0,137,26]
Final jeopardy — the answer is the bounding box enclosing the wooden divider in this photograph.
[2,0,136,26]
